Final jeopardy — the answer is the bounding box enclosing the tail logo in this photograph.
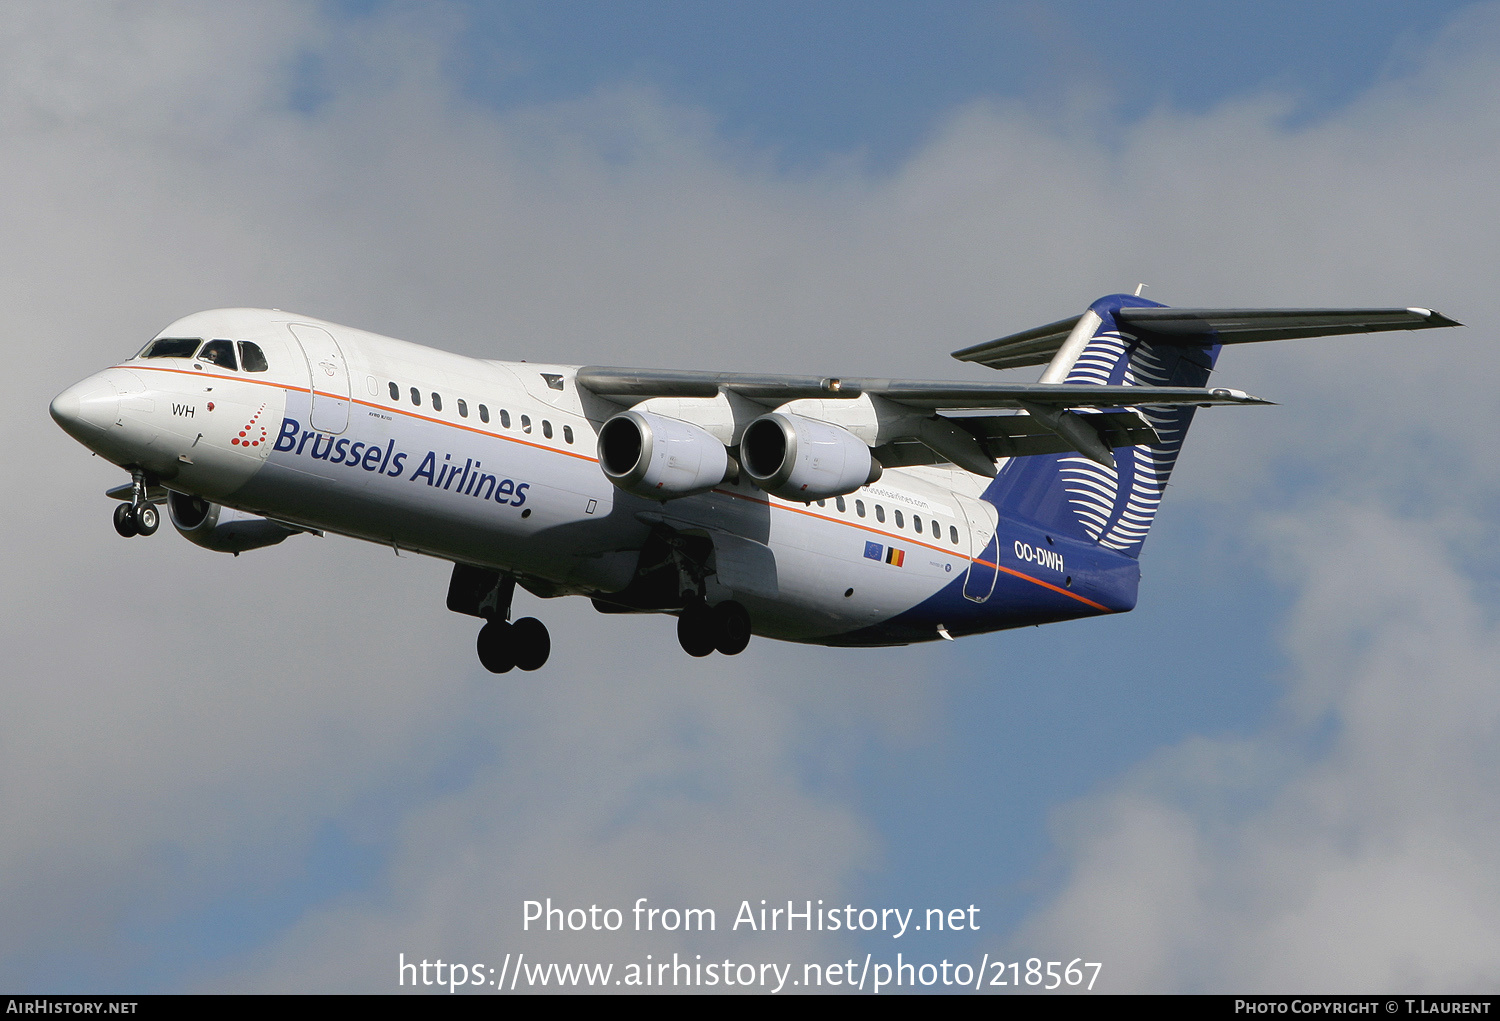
[1057,330,1182,554]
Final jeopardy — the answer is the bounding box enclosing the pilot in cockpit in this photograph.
[137,337,270,373]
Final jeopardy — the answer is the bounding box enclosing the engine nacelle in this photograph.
[167,491,300,553]
[740,413,881,501]
[597,410,731,500]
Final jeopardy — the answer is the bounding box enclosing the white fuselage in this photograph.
[52,308,1116,646]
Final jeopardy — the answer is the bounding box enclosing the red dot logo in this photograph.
[233,403,269,450]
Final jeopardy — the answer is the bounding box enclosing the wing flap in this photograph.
[873,410,1158,468]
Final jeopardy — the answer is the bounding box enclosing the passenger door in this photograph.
[288,323,350,434]
[958,495,999,603]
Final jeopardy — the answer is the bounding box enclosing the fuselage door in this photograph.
[958,495,1000,603]
[289,323,351,434]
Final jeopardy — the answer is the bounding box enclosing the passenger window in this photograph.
[894,509,904,529]
[521,415,531,434]
[389,381,399,400]
[410,387,421,406]
[855,500,865,518]
[479,404,490,424]
[500,409,511,428]
[836,496,846,513]
[432,392,443,412]
[238,342,269,372]
[141,338,201,359]
[950,525,959,545]
[875,505,885,523]
[197,340,237,370]
[563,425,573,444]
[542,420,553,439]
[816,499,826,508]
[913,515,923,535]
[457,399,468,418]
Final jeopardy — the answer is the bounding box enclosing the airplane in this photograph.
[50,293,1459,672]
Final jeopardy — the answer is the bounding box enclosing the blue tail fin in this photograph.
[984,294,1221,559]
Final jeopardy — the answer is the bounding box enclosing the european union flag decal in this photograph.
[864,541,882,561]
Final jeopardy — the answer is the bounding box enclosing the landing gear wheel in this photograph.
[511,617,551,671]
[712,601,751,656]
[476,619,516,674]
[677,601,716,658]
[135,503,159,536]
[113,502,139,537]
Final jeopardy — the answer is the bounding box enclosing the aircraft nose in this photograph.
[50,374,121,443]
[49,387,80,425]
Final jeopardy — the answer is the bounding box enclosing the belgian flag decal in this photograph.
[885,547,905,567]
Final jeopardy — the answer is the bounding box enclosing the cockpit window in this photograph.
[197,339,238,370]
[141,337,201,359]
[238,341,269,372]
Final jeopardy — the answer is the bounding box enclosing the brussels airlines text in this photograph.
[274,418,530,507]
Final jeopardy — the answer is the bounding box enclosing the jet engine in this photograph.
[740,413,881,501]
[167,491,301,553]
[597,410,731,500]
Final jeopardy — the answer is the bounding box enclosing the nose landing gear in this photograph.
[135,503,160,535]
[113,501,140,537]
[676,599,751,657]
[110,470,161,537]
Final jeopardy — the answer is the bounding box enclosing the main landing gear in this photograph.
[476,615,551,673]
[112,470,160,537]
[676,599,751,658]
[446,563,552,673]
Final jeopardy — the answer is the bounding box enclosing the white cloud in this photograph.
[1008,505,1500,991]
[6,0,1500,992]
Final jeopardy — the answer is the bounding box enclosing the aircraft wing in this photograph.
[574,367,1268,409]
[871,410,1158,468]
[575,367,1241,474]
[952,306,1461,370]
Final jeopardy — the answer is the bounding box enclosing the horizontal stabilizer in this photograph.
[1116,306,1462,343]
[953,305,1461,370]
[948,315,1084,370]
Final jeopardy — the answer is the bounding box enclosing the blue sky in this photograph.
[9,0,1500,993]
[440,0,1474,166]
